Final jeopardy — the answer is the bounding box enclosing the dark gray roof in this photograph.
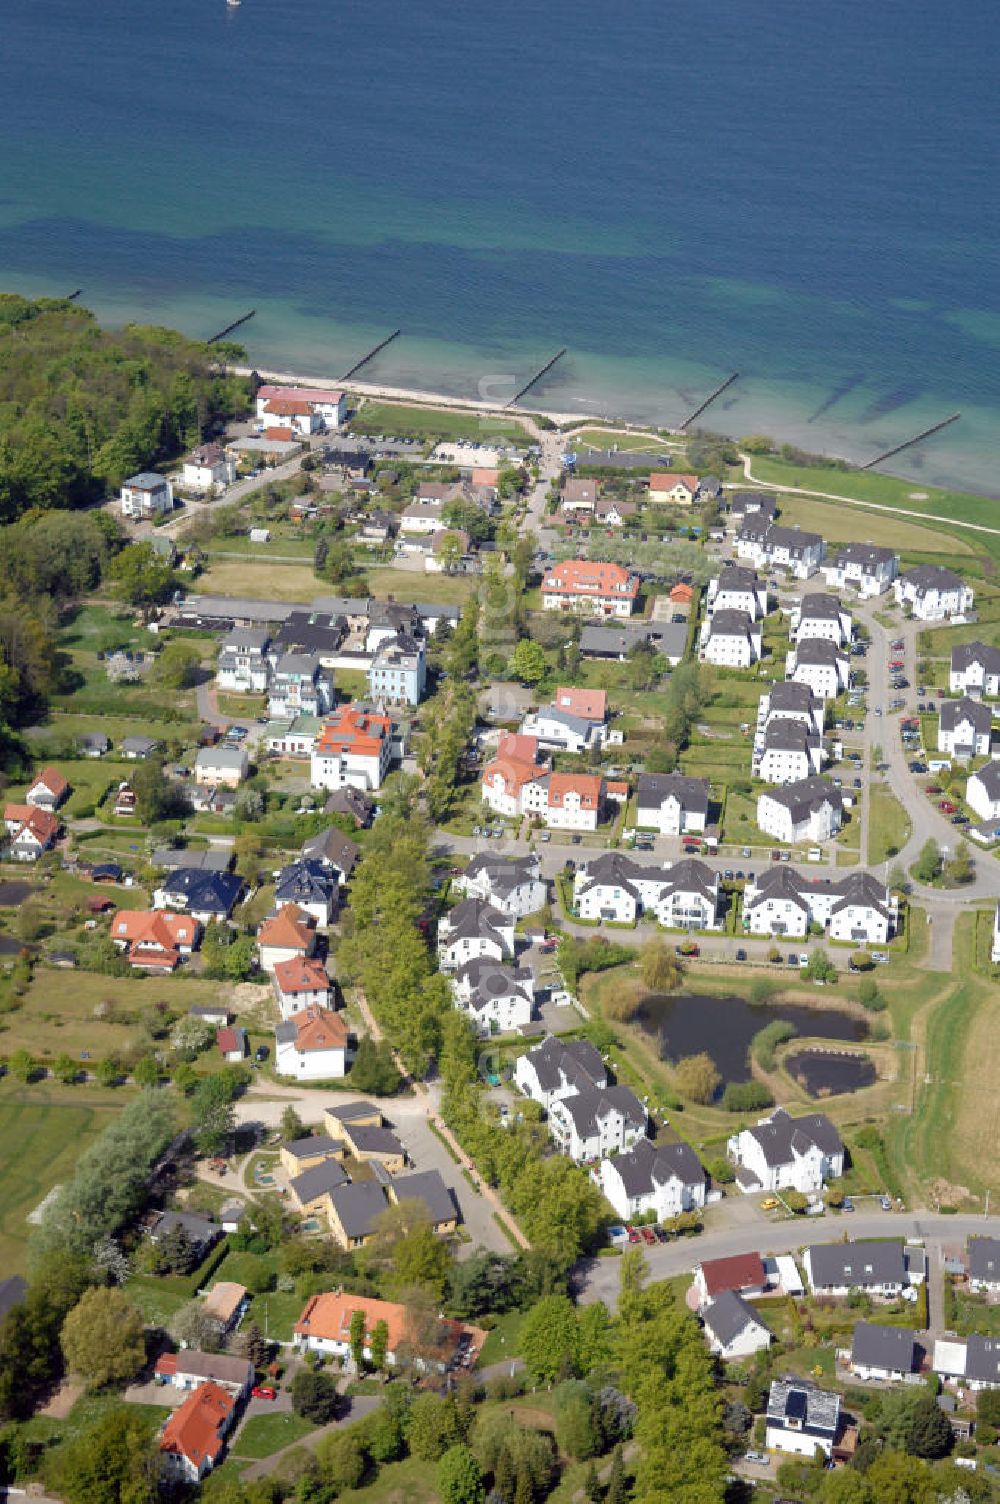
[611,1135,704,1196]
[761,775,843,819]
[150,1209,220,1249]
[578,622,687,659]
[744,1108,842,1168]
[283,1134,343,1161]
[391,1170,459,1226]
[708,609,756,639]
[831,542,896,570]
[221,627,270,652]
[289,1159,350,1204]
[441,898,508,944]
[346,1125,404,1157]
[325,1100,380,1124]
[456,959,533,1009]
[745,867,810,913]
[555,1084,646,1138]
[767,1380,839,1436]
[273,611,347,655]
[122,734,161,755]
[464,853,541,896]
[939,696,992,736]
[966,1335,1000,1386]
[807,1239,906,1289]
[797,591,845,622]
[324,786,374,823]
[901,564,965,592]
[761,719,818,753]
[968,1236,1000,1283]
[663,857,718,901]
[851,1321,916,1372]
[301,826,361,876]
[523,1036,606,1095]
[729,491,778,518]
[637,772,709,814]
[327,1181,389,1239]
[765,524,824,554]
[714,564,763,593]
[824,870,892,919]
[767,680,819,713]
[577,851,666,897]
[152,847,233,873]
[972,761,1000,800]
[703,1290,769,1348]
[952,640,1000,676]
[793,637,846,666]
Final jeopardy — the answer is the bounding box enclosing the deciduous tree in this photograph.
[61,1287,146,1389]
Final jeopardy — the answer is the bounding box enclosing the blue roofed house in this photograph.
[766,1380,840,1458]
[274,859,339,925]
[153,868,244,924]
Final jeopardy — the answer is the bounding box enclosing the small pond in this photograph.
[786,1049,876,1098]
[636,993,867,1084]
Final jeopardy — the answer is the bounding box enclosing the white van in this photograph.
[807,847,823,863]
[928,758,952,773]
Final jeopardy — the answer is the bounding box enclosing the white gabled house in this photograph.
[572,853,721,930]
[514,1036,607,1111]
[519,706,605,755]
[766,1381,840,1459]
[850,1322,918,1383]
[934,1334,1000,1392]
[121,471,172,519]
[702,1291,772,1361]
[635,773,709,836]
[437,899,514,971]
[756,777,844,845]
[728,1108,844,1194]
[752,719,826,783]
[894,565,973,621]
[938,696,993,760]
[966,761,1000,822]
[756,680,825,738]
[453,854,547,919]
[789,592,852,647]
[706,565,768,620]
[743,868,896,944]
[699,609,762,668]
[452,959,534,1037]
[785,639,850,701]
[598,1136,706,1223]
[803,1239,910,1299]
[183,442,236,492]
[654,858,722,930]
[951,641,1000,699]
[217,629,271,694]
[821,543,898,598]
[736,521,825,580]
[548,1085,647,1163]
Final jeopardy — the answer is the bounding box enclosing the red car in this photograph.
[627,1226,641,1243]
[939,800,956,813]
[539,939,556,953]
[640,1226,657,1245]
[252,1385,277,1400]
[925,784,941,795]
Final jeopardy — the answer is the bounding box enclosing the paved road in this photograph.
[239,1395,383,1480]
[576,1210,1000,1309]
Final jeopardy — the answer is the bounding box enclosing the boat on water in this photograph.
[227,0,241,8]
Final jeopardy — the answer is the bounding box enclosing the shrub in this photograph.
[291,1368,339,1424]
[751,1020,796,1071]
[721,1081,773,1112]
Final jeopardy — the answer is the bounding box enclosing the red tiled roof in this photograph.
[216,1027,244,1055]
[294,1290,410,1350]
[284,1005,348,1054]
[546,773,602,810]
[112,910,199,950]
[670,582,694,602]
[4,805,60,844]
[264,397,313,417]
[553,687,607,721]
[699,1251,766,1298]
[31,767,69,798]
[650,472,698,491]
[315,705,391,759]
[471,468,500,486]
[540,559,638,600]
[155,1352,179,1376]
[258,904,316,952]
[258,385,343,407]
[159,1381,235,1470]
[263,426,295,441]
[274,955,330,995]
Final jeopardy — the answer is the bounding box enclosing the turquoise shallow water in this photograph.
[2,0,999,493]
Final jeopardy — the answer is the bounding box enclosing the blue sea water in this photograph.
[2,0,998,492]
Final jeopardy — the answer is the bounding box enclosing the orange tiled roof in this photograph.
[274,955,330,995]
[294,1290,410,1350]
[554,686,607,721]
[547,773,602,810]
[159,1381,234,1470]
[202,1282,247,1323]
[285,1005,348,1053]
[258,385,343,406]
[471,468,500,486]
[258,904,316,952]
[670,582,694,602]
[263,426,295,441]
[315,705,391,759]
[540,559,638,599]
[32,767,69,798]
[4,805,60,843]
[264,397,312,417]
[650,472,698,491]
[112,910,199,949]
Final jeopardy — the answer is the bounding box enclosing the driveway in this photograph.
[238,1395,383,1481]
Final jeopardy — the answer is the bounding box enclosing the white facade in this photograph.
[951,642,1000,699]
[598,1137,706,1223]
[706,568,768,620]
[548,1086,647,1163]
[454,857,547,919]
[757,782,843,844]
[993,903,1000,965]
[275,1032,346,1080]
[121,472,172,518]
[452,962,534,1037]
[744,869,895,944]
[635,773,709,836]
[737,523,825,580]
[310,742,391,793]
[938,698,993,759]
[967,762,1000,822]
[217,629,271,693]
[437,901,515,971]
[789,593,852,646]
[757,683,825,739]
[786,642,850,701]
[894,567,974,621]
[700,610,762,668]
[513,1037,607,1112]
[728,1109,844,1195]
[821,545,898,598]
[754,723,825,784]
[183,445,236,492]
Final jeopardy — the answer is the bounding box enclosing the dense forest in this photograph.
[0,293,248,519]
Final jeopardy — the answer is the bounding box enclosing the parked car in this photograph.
[939,799,956,813]
[842,1197,854,1212]
[252,1385,278,1400]
[736,948,747,961]
[627,1226,640,1243]
[787,953,799,967]
[880,1195,893,1210]
[872,951,890,965]
[640,1226,657,1245]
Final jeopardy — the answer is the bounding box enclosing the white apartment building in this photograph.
[706,565,768,620]
[757,776,844,844]
[821,543,898,598]
[753,719,826,783]
[437,899,515,971]
[700,609,762,668]
[121,471,173,519]
[951,641,1000,699]
[452,958,534,1037]
[789,592,852,646]
[756,680,825,738]
[785,638,850,700]
[728,1108,844,1194]
[967,761,1000,821]
[894,565,974,621]
[736,521,825,580]
[598,1137,706,1224]
[217,628,271,693]
[548,1085,647,1163]
[743,868,896,944]
[938,696,993,759]
[635,772,709,836]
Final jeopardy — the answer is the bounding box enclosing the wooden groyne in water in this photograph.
[207,309,256,344]
[861,413,961,469]
[508,348,567,407]
[680,371,740,430]
[341,330,402,382]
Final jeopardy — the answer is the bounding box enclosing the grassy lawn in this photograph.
[867,785,912,865]
[477,1310,524,1367]
[364,567,477,607]
[197,558,322,602]
[573,429,676,454]
[231,1412,317,1459]
[0,966,234,1062]
[0,1095,124,1273]
[339,1455,439,1504]
[777,492,975,557]
[20,1390,170,1451]
[349,400,531,446]
[952,1288,1000,1338]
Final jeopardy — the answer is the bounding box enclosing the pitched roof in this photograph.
[766,1380,839,1436]
[939,696,992,735]
[745,867,810,912]
[637,772,709,813]
[30,767,69,799]
[554,1084,647,1139]
[760,776,843,819]
[971,760,1000,801]
[155,1349,253,1387]
[112,910,199,949]
[295,1290,409,1349]
[274,858,338,908]
[441,898,509,945]
[797,591,845,622]
[540,559,639,599]
[390,1169,459,1226]
[649,472,697,491]
[830,542,896,569]
[968,1236,1000,1283]
[258,904,316,951]
[522,1036,606,1095]
[608,1135,704,1195]
[314,705,392,758]
[952,640,1000,676]
[793,637,847,666]
[714,563,763,593]
[289,1158,350,1204]
[965,1334,1000,1386]
[553,686,607,721]
[216,1027,246,1055]
[698,1252,766,1298]
[901,564,965,592]
[703,1289,769,1348]
[160,1381,235,1470]
[276,1006,348,1054]
[4,805,60,844]
[274,955,331,996]
[463,852,541,896]
[807,1239,906,1288]
[742,1107,842,1167]
[851,1320,917,1372]
[203,1282,248,1323]
[546,772,602,809]
[282,1134,344,1161]
[708,608,756,639]
[159,868,243,914]
[326,1180,391,1238]
[767,680,819,713]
